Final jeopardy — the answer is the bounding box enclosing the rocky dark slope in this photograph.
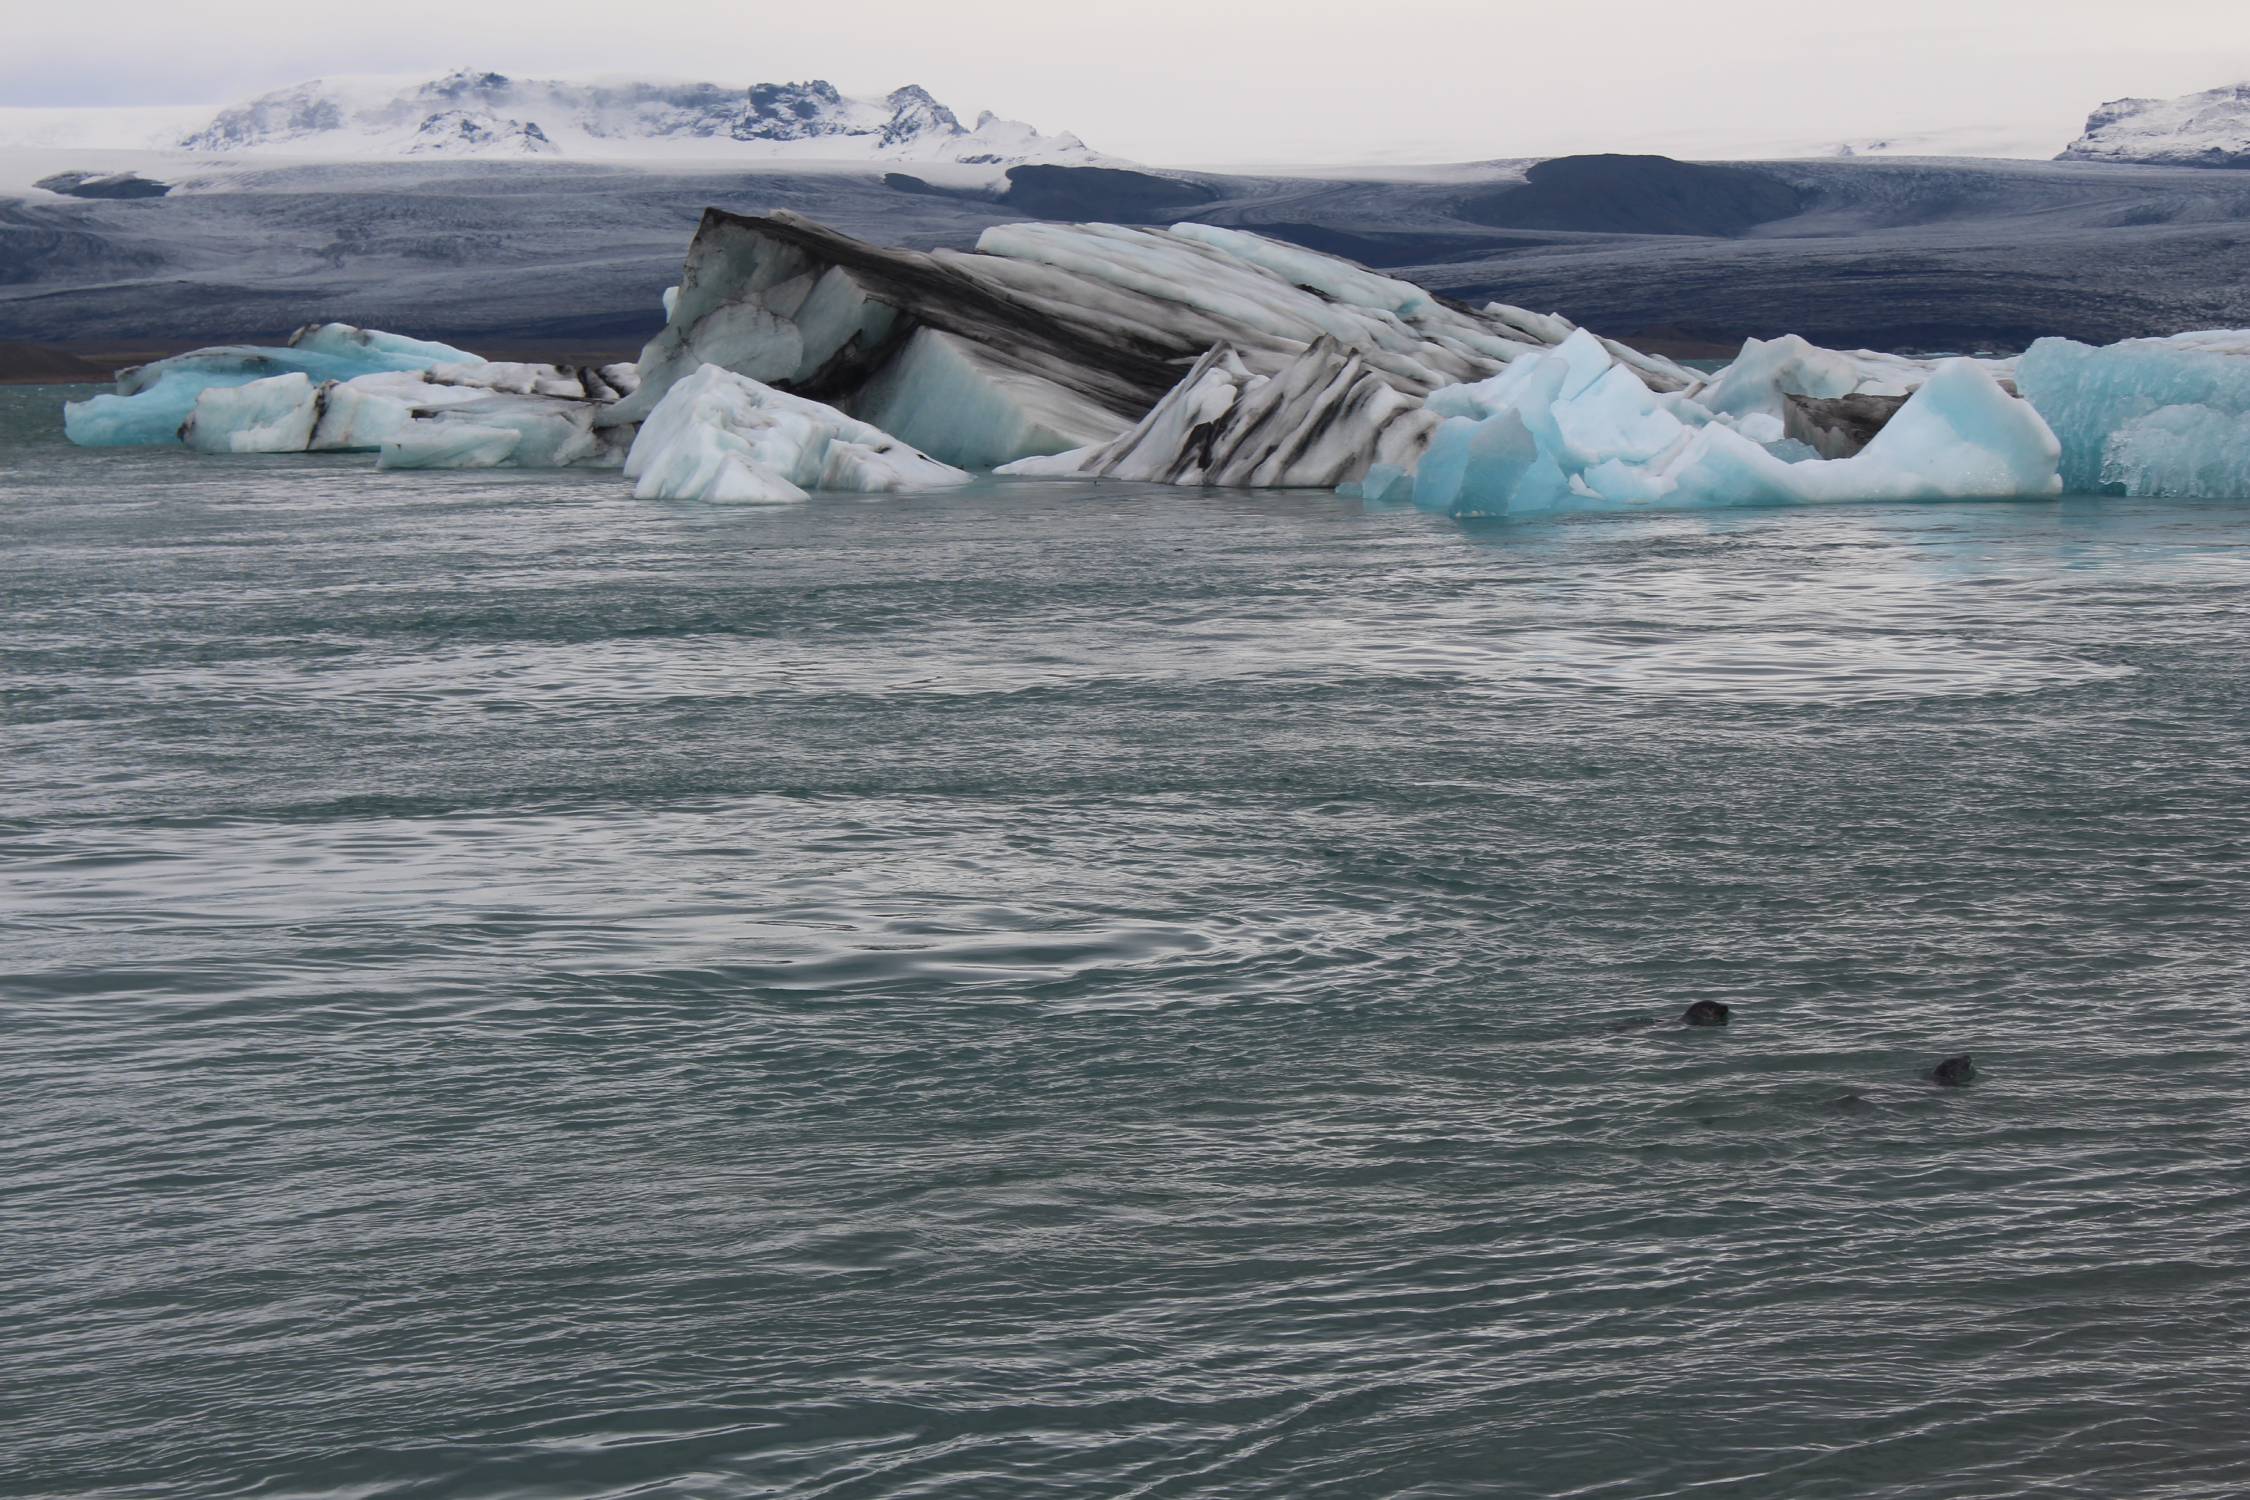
[6,154,2250,357]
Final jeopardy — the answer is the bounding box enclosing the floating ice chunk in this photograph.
[2016,332,2250,495]
[1407,336,2059,518]
[65,323,483,447]
[171,365,620,464]
[623,364,970,502]
[71,320,642,472]
[176,369,500,454]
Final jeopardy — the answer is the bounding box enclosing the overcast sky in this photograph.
[5,0,2248,162]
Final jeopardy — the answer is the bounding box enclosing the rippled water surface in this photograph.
[5,386,2250,1499]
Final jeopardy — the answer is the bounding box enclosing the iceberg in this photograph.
[1393,331,2059,518]
[181,369,503,454]
[70,323,643,467]
[610,210,1695,471]
[65,324,485,447]
[622,364,970,502]
[1013,322,2067,515]
[2016,332,2250,497]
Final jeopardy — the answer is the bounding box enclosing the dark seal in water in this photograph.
[1931,1055,1979,1087]
[1682,1000,1732,1027]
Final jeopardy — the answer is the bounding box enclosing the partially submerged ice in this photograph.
[1368,330,2060,520]
[612,209,1695,472]
[64,324,642,467]
[65,325,487,447]
[2016,331,2250,497]
[623,364,969,502]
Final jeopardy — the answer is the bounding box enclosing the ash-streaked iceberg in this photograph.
[610,210,1694,473]
[623,364,970,502]
[999,339,1439,488]
[2016,331,2250,497]
[1011,322,2063,516]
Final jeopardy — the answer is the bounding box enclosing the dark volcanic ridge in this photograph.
[7,154,2250,355]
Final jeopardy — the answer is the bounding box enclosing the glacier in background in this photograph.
[16,69,1104,167]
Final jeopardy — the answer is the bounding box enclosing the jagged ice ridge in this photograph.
[167,69,1101,166]
[2059,83,2250,169]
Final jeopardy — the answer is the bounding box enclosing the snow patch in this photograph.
[152,70,1106,166]
[2060,84,2250,168]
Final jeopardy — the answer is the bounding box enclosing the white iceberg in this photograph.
[622,364,970,502]
[2016,331,2250,497]
[75,324,642,469]
[66,325,487,447]
[180,369,508,455]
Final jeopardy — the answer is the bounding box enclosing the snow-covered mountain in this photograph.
[2059,84,2250,168]
[94,70,1103,165]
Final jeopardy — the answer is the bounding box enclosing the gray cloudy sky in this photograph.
[4,0,2247,162]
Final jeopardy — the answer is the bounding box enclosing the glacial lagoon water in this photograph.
[4,383,2249,1499]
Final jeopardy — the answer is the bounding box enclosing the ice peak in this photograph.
[879,85,964,148]
[164,71,1103,165]
[421,69,513,101]
[2060,82,2250,168]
